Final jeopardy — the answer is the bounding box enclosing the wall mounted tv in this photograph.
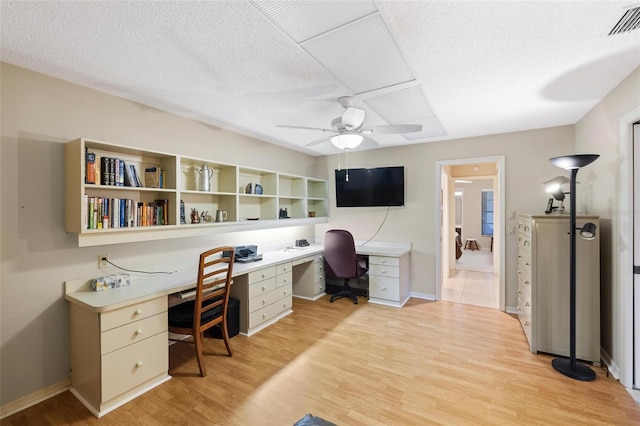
[335,166,405,207]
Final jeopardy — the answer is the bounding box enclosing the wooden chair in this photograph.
[168,246,235,377]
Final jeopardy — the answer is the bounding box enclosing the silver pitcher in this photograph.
[195,164,213,191]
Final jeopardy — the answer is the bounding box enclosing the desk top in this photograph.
[65,241,410,312]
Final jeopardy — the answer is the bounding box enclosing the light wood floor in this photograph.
[5,297,640,425]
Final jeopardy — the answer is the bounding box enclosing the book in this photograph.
[145,166,160,188]
[123,162,136,187]
[131,165,142,187]
[109,158,116,186]
[95,155,101,185]
[86,152,96,184]
[101,157,110,185]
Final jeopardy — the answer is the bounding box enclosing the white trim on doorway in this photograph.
[434,156,506,311]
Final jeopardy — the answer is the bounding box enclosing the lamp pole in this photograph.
[549,154,599,381]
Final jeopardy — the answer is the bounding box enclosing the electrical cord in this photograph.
[104,258,176,274]
[360,206,391,246]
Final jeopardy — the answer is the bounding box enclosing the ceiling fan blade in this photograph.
[305,135,332,147]
[276,124,333,133]
[364,123,423,135]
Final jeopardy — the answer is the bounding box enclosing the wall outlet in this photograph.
[98,254,109,269]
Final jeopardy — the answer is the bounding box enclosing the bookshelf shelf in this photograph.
[65,137,328,246]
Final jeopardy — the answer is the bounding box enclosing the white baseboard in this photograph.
[0,379,70,419]
[600,348,621,381]
[410,292,435,301]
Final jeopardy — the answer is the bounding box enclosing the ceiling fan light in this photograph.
[331,133,363,150]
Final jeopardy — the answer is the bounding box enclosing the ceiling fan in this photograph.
[276,96,423,150]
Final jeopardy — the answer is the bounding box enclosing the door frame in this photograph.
[434,155,506,310]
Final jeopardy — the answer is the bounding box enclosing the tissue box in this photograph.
[92,274,131,291]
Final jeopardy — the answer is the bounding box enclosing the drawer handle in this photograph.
[283,278,287,283]
[525,302,530,307]
[517,289,522,294]
[524,281,530,285]
[381,270,387,274]
[524,321,530,326]
[381,259,387,264]
[262,314,266,319]
[262,273,266,279]
[262,286,266,291]
[283,303,287,308]
[135,329,143,335]
[136,361,143,368]
[283,290,288,295]
[283,266,287,271]
[381,287,387,291]
[135,309,143,316]
[262,299,266,305]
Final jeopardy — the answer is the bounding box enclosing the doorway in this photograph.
[435,156,505,311]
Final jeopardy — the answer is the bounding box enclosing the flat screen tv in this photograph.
[335,166,405,207]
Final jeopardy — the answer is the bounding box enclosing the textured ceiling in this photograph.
[2,1,640,156]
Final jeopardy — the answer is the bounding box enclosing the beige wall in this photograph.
[315,125,575,300]
[0,63,322,406]
[1,61,582,408]
[459,179,494,250]
[575,65,640,385]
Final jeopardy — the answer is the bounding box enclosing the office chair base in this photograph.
[330,290,358,304]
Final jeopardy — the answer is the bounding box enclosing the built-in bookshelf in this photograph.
[65,138,328,247]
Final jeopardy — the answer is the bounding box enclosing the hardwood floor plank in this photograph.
[4,296,639,425]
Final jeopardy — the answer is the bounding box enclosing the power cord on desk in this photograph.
[360,206,391,246]
[104,258,176,274]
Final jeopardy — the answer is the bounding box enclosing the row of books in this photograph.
[85,151,144,187]
[84,196,170,229]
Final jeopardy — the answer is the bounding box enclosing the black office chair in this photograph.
[168,246,235,377]
[324,229,368,304]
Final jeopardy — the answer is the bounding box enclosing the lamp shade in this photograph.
[549,154,599,170]
[331,133,363,150]
[580,222,597,240]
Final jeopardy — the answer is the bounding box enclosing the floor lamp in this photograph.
[549,154,599,381]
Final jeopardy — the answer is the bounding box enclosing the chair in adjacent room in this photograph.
[324,229,368,304]
[168,246,235,377]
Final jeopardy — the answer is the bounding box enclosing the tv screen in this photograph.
[335,166,405,207]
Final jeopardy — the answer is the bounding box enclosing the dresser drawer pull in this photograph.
[262,286,266,291]
[262,299,266,305]
[524,321,530,326]
[135,309,143,316]
[135,361,143,368]
[135,329,143,335]
[283,290,288,295]
[525,302,530,307]
[381,259,387,264]
[282,278,287,283]
[381,287,387,291]
[517,305,521,311]
[381,270,387,274]
[524,281,530,285]
[517,289,522,294]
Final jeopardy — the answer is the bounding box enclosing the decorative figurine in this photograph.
[190,208,200,224]
[200,210,208,223]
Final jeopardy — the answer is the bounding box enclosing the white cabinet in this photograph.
[231,262,293,336]
[517,214,600,363]
[65,137,328,246]
[368,254,410,307]
[69,296,169,417]
[292,254,325,300]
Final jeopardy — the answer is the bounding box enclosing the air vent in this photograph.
[609,6,640,35]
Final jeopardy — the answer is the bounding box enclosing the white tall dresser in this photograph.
[517,214,600,363]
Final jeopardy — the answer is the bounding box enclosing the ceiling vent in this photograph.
[609,5,640,35]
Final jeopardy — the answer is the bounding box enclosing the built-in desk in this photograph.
[64,241,410,417]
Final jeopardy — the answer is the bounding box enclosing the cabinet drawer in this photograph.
[369,276,400,301]
[248,295,292,329]
[248,277,277,299]
[101,331,168,403]
[248,266,276,284]
[276,270,292,288]
[101,297,167,332]
[518,219,532,237]
[518,254,532,275]
[313,260,324,274]
[277,262,292,276]
[369,256,399,267]
[101,312,167,355]
[369,264,400,279]
[314,272,325,285]
[314,282,325,295]
[518,235,531,253]
[249,288,281,314]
